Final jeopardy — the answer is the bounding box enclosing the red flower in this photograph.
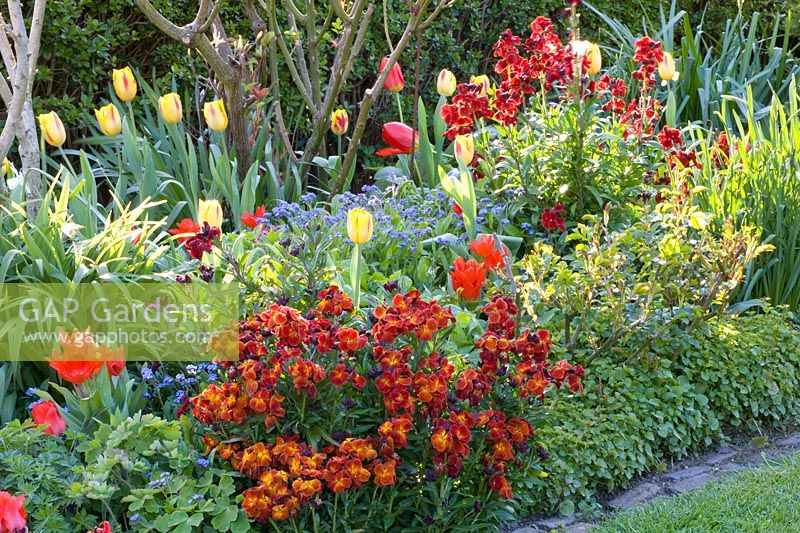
[470,235,510,271]
[376,122,418,157]
[185,222,221,260]
[48,360,104,385]
[240,206,267,229]
[540,203,566,232]
[31,400,66,436]
[657,127,682,151]
[106,359,125,377]
[440,83,492,139]
[373,459,397,486]
[169,218,201,244]
[88,521,112,533]
[0,491,26,533]
[488,475,513,499]
[450,257,486,301]
[330,364,349,386]
[379,57,405,92]
[452,201,463,216]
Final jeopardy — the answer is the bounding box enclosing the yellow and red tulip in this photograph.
[379,57,405,93]
[659,52,680,82]
[346,208,374,245]
[94,103,122,137]
[203,99,228,132]
[331,109,349,136]
[437,69,457,97]
[470,75,490,96]
[198,199,223,229]
[158,93,183,124]
[453,134,475,166]
[571,40,602,75]
[37,111,66,147]
[376,122,418,157]
[112,66,137,102]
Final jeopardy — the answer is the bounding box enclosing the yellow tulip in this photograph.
[198,199,223,229]
[37,111,66,147]
[203,99,228,132]
[112,66,137,102]
[454,134,475,166]
[347,208,373,245]
[437,69,457,97]
[331,109,349,136]
[659,52,680,82]
[1,158,11,177]
[470,75,490,96]
[94,103,122,137]
[158,93,183,125]
[571,40,602,75]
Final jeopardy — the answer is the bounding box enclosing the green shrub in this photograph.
[526,311,800,515]
[71,412,250,532]
[0,421,93,532]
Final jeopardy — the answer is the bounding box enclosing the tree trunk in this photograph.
[17,101,41,217]
[224,80,251,179]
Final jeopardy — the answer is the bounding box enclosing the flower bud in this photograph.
[198,199,223,229]
[37,111,66,147]
[454,134,475,166]
[158,93,183,125]
[437,69,457,97]
[347,208,373,245]
[331,109,349,136]
[112,66,137,102]
[94,103,122,137]
[203,99,228,132]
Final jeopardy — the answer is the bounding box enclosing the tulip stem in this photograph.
[350,244,362,310]
[395,92,404,123]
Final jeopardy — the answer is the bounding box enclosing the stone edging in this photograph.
[509,432,800,533]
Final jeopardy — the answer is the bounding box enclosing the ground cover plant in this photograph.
[0,0,799,531]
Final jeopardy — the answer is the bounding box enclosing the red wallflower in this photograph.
[373,460,397,486]
[540,203,566,232]
[450,257,486,301]
[657,126,682,151]
[488,475,513,499]
[440,83,492,139]
[0,491,26,533]
[31,400,66,436]
[184,222,221,260]
[240,206,267,229]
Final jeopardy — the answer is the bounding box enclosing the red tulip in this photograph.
[240,206,267,229]
[49,359,104,385]
[88,521,112,533]
[376,122,419,157]
[0,491,26,533]
[31,400,66,436]
[452,202,463,216]
[469,235,510,271]
[106,359,126,377]
[450,257,486,301]
[169,218,201,244]
[379,57,404,92]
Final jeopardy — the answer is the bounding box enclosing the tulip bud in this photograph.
[37,111,66,147]
[94,103,122,137]
[437,69,457,97]
[198,199,223,229]
[659,52,680,82]
[454,134,475,166]
[331,109,349,136]
[470,75,490,96]
[571,40,602,75]
[158,93,183,125]
[379,57,405,93]
[112,66,137,102]
[204,99,228,132]
[1,158,11,178]
[347,208,373,245]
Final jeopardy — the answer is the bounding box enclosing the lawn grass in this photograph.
[594,453,800,533]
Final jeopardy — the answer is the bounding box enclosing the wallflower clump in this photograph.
[191,286,583,527]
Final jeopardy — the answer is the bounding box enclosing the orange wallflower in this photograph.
[373,460,397,486]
